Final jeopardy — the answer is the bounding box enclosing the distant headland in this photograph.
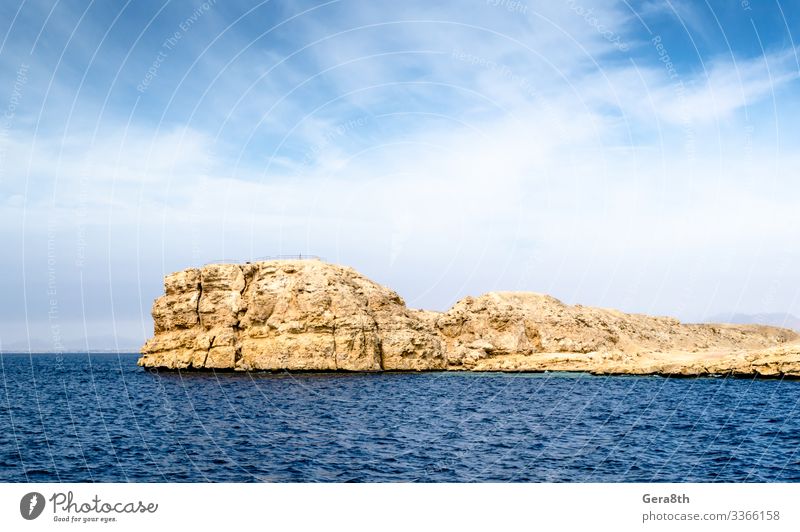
[138,259,800,378]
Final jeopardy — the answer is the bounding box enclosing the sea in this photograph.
[2,352,799,482]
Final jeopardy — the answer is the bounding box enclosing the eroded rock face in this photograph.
[139,260,800,377]
[139,260,444,371]
[437,292,798,372]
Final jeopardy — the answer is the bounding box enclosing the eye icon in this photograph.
[20,492,45,520]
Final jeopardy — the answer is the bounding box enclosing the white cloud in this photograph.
[3,0,800,347]
[657,51,800,124]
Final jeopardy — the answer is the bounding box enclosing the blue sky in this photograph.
[1,0,799,350]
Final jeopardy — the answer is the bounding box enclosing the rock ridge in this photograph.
[138,260,800,377]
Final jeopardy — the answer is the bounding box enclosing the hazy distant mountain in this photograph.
[705,312,800,332]
[1,335,143,353]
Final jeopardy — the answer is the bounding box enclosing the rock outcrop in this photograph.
[139,259,800,377]
[139,260,444,371]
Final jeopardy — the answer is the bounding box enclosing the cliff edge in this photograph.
[138,260,800,377]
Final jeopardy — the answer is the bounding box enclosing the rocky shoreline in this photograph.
[138,259,800,378]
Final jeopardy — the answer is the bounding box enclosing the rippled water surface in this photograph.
[2,353,800,482]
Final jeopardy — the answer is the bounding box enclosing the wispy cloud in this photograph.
[1,0,800,348]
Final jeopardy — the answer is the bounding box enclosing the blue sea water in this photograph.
[1,353,800,482]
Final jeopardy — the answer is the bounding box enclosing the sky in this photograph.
[0,0,799,351]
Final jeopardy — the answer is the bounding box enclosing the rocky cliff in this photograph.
[140,260,444,371]
[139,259,800,377]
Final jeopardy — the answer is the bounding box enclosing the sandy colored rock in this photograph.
[139,260,800,377]
[437,291,797,375]
[139,259,444,371]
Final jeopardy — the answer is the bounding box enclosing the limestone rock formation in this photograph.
[139,260,444,371]
[437,292,797,373]
[139,259,800,377]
